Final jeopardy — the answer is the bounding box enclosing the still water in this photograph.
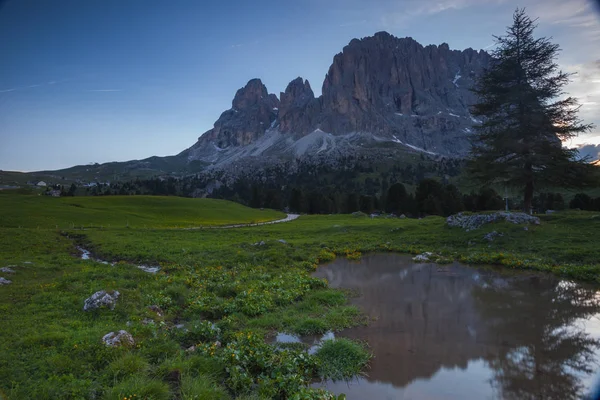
[312,254,600,400]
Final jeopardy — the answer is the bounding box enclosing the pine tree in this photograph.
[469,9,596,213]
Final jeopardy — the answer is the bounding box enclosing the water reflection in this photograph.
[473,277,600,399]
[312,254,600,399]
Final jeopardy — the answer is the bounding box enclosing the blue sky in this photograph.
[1,0,599,171]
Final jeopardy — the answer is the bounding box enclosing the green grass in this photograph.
[315,339,371,381]
[1,192,600,399]
[0,194,285,229]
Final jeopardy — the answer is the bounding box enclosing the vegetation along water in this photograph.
[1,191,600,399]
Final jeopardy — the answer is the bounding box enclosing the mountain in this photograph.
[22,32,490,183]
[180,32,490,171]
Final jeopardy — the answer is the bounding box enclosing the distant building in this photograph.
[36,181,47,187]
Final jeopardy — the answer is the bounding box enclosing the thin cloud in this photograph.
[379,0,506,28]
[0,79,66,93]
[88,89,122,92]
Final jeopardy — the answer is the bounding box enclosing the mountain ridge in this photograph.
[181,32,490,170]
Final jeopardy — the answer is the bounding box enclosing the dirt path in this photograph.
[191,213,300,229]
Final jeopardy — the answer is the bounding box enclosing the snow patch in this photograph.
[448,113,460,118]
[404,142,437,156]
[394,112,403,116]
[411,114,419,117]
[391,136,437,156]
[470,115,482,124]
[464,128,472,133]
[452,70,462,88]
[272,107,278,111]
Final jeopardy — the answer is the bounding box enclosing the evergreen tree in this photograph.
[386,183,408,213]
[416,179,444,215]
[68,183,77,196]
[469,9,596,213]
[289,188,303,212]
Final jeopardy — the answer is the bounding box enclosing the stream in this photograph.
[311,253,600,400]
[77,246,160,274]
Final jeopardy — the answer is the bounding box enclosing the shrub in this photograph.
[317,249,336,263]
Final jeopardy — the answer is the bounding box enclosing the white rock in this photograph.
[83,290,120,311]
[102,330,134,347]
[0,277,12,285]
[413,252,434,262]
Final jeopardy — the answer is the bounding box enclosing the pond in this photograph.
[312,254,600,400]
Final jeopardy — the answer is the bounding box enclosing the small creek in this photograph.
[311,253,600,400]
[76,246,160,274]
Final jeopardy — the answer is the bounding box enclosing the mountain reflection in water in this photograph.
[312,254,600,400]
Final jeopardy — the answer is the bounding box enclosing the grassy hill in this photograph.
[0,192,285,229]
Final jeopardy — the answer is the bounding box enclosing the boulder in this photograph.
[0,267,15,273]
[83,290,120,311]
[483,231,503,242]
[0,277,12,285]
[102,330,135,347]
[446,212,540,231]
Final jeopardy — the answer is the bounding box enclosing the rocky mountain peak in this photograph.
[278,77,320,134]
[197,79,279,149]
[280,77,314,108]
[232,78,278,110]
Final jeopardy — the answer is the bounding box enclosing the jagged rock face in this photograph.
[278,77,321,134]
[317,32,490,154]
[183,32,491,168]
[201,78,279,148]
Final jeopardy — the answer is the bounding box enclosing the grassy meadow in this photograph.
[0,192,285,229]
[1,191,600,399]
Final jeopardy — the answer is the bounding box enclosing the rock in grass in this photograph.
[102,330,134,347]
[0,267,15,273]
[148,305,164,317]
[277,239,288,244]
[0,277,12,285]
[483,231,503,242]
[446,212,540,231]
[83,290,120,311]
[413,252,434,262]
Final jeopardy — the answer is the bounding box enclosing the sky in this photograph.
[0,0,599,172]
